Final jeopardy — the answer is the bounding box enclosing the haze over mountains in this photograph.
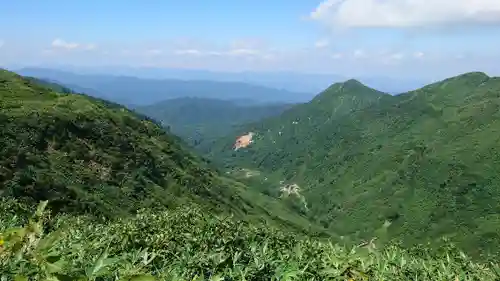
[15,66,430,100]
[16,67,315,106]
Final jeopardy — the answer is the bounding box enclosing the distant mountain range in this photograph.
[14,65,431,95]
[15,67,315,106]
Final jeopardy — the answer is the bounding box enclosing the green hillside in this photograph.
[206,72,500,259]
[1,69,498,279]
[0,69,326,235]
[134,97,293,147]
[201,79,384,160]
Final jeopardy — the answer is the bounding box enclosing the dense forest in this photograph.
[134,97,294,147]
[206,72,500,260]
[0,69,323,229]
[1,69,499,279]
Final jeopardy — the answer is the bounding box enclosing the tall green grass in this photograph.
[1,199,499,280]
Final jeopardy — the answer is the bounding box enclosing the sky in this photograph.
[1,0,500,79]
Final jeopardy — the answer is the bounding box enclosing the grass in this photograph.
[1,199,499,281]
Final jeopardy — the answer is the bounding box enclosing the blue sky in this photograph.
[1,0,500,79]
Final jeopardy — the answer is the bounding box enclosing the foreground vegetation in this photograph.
[3,68,500,279]
[2,199,499,280]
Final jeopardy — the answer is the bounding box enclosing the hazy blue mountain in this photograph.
[16,67,313,106]
[15,65,430,94]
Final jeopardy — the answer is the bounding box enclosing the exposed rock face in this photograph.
[234,132,254,150]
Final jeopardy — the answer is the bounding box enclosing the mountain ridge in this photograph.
[16,67,314,105]
[205,71,500,259]
[2,69,500,279]
[0,68,328,236]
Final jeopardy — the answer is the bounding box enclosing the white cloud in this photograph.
[173,47,266,58]
[331,53,343,59]
[228,48,259,56]
[314,39,329,48]
[389,52,404,60]
[51,38,79,49]
[310,0,500,28]
[413,51,425,59]
[50,39,96,51]
[207,51,223,56]
[353,49,366,58]
[174,49,202,56]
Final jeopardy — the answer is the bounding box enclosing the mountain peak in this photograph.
[319,78,387,100]
[421,71,490,93]
[457,71,489,78]
[343,78,364,86]
[446,71,489,84]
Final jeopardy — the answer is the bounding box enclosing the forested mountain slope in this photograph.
[134,97,294,146]
[202,79,388,155]
[206,72,500,259]
[0,69,326,234]
[2,69,499,279]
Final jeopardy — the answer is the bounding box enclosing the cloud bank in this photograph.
[51,38,96,51]
[310,0,500,28]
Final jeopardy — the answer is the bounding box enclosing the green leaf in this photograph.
[37,229,64,253]
[46,257,67,273]
[128,274,157,281]
[42,277,60,281]
[86,249,119,277]
[35,200,49,218]
[14,275,29,281]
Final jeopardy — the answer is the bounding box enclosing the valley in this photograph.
[2,68,500,280]
[3,1,499,279]
[133,97,294,147]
